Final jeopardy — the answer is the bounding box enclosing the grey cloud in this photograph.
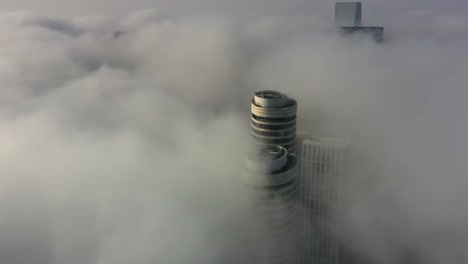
[1,0,467,18]
[0,3,468,264]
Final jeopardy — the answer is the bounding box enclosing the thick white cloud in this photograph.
[0,3,468,264]
[0,11,252,263]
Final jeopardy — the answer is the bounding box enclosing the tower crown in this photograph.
[254,90,289,108]
[251,90,297,153]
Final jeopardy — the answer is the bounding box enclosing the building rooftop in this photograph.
[254,90,287,99]
[303,137,350,148]
[252,90,296,108]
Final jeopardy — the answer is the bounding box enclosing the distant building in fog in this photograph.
[335,2,362,27]
[338,26,384,43]
[335,2,384,42]
[298,137,350,264]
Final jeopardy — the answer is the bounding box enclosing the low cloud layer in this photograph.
[1,3,468,264]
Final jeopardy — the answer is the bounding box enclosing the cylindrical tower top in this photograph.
[254,90,289,108]
[251,90,297,153]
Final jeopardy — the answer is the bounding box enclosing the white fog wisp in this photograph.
[0,3,468,264]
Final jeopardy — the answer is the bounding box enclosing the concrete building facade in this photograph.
[298,137,350,264]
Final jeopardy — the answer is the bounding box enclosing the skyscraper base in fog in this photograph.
[243,146,298,264]
[246,87,350,264]
[298,137,350,264]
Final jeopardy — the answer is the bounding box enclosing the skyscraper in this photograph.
[251,91,297,153]
[335,2,384,42]
[298,137,350,264]
[243,146,298,264]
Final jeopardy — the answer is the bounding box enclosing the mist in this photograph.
[1,1,468,264]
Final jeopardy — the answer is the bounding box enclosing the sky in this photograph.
[1,0,468,18]
[1,1,468,264]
